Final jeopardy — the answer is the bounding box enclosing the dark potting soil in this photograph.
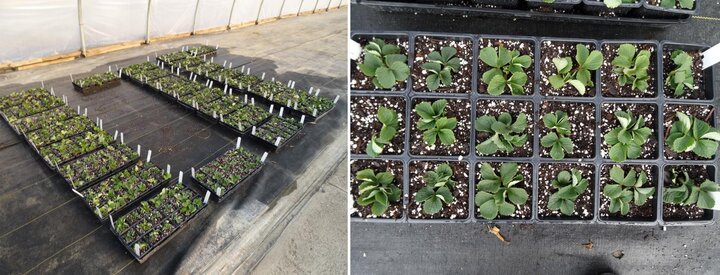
[599,164,657,221]
[539,101,596,159]
[409,99,471,156]
[476,99,533,157]
[351,36,409,91]
[601,43,657,98]
[411,36,472,93]
[539,40,597,97]
[663,104,716,160]
[475,162,533,220]
[662,47,705,99]
[477,38,535,95]
[538,163,595,220]
[662,165,710,221]
[409,160,469,219]
[600,103,658,160]
[350,96,406,155]
[350,159,405,219]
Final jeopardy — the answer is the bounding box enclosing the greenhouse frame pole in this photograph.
[277,0,287,19]
[191,0,201,34]
[255,0,265,24]
[297,0,305,16]
[77,0,87,56]
[312,0,320,13]
[227,0,238,29]
[326,0,333,11]
[145,0,153,44]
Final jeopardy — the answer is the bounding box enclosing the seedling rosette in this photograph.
[0,87,49,110]
[110,182,206,263]
[38,129,114,167]
[192,147,264,201]
[196,96,245,122]
[3,92,64,122]
[178,87,224,111]
[221,104,272,134]
[72,72,121,95]
[13,106,77,134]
[81,160,172,221]
[26,115,97,147]
[153,76,205,99]
[58,144,140,191]
[185,62,225,78]
[251,116,303,150]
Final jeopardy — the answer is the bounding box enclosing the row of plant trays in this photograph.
[355,0,695,26]
[154,48,337,123]
[351,33,714,101]
[350,32,719,225]
[191,146,266,201]
[109,181,209,263]
[0,88,65,124]
[72,71,121,95]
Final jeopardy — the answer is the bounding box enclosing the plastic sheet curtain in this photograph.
[299,0,319,13]
[150,0,196,37]
[194,0,234,30]
[0,0,81,63]
[229,0,263,25]
[280,0,303,16]
[82,0,148,48]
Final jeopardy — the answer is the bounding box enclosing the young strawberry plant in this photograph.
[658,0,694,9]
[602,166,655,215]
[355,168,402,216]
[154,76,204,97]
[123,62,168,82]
[158,51,192,63]
[39,130,113,166]
[357,38,410,89]
[415,163,456,215]
[59,144,139,190]
[186,45,217,56]
[547,44,603,95]
[186,62,224,77]
[193,147,263,199]
[167,56,204,70]
[73,72,120,94]
[411,36,471,93]
[664,168,719,209]
[366,106,399,157]
[0,87,49,110]
[475,112,528,155]
[224,104,271,132]
[547,168,590,216]
[664,49,694,96]
[26,116,96,147]
[197,96,244,118]
[351,159,404,219]
[666,112,720,159]
[421,47,460,91]
[603,110,653,162]
[475,162,529,220]
[479,45,532,95]
[603,43,654,97]
[253,116,303,148]
[4,93,64,121]
[13,105,77,134]
[179,87,224,108]
[414,99,457,145]
[540,111,574,160]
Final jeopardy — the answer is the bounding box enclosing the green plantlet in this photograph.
[611,44,652,92]
[665,49,694,96]
[604,110,652,162]
[416,164,456,215]
[667,112,720,158]
[366,107,399,157]
[663,169,719,209]
[422,46,461,91]
[603,0,636,8]
[475,163,529,220]
[358,38,410,89]
[603,166,655,215]
[660,0,695,9]
[540,111,574,160]
[548,44,603,95]
[355,169,402,216]
[475,112,528,155]
[548,168,589,216]
[414,99,457,145]
[479,45,532,95]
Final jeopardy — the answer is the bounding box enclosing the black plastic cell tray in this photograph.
[354,0,690,27]
[192,163,264,202]
[249,120,304,152]
[349,31,719,226]
[72,78,121,95]
[79,176,172,223]
[60,154,141,192]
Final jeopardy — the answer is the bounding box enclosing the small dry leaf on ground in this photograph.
[612,250,624,259]
[488,225,509,244]
[582,240,594,250]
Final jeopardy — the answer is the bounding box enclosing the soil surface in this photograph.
[409,161,469,219]
[412,36,472,93]
[539,101,596,159]
[409,98,471,156]
[350,96,406,155]
[477,38,535,95]
[475,162,533,220]
[600,43,657,98]
[662,47,706,99]
[600,103,658,160]
[538,163,595,220]
[539,40,597,97]
[662,165,711,221]
[663,104,716,160]
[599,164,657,221]
[350,159,405,219]
[476,99,533,157]
[351,35,409,91]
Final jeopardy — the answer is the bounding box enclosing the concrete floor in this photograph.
[351,2,720,274]
[0,7,347,274]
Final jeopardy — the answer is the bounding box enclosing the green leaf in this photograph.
[550,144,565,160]
[481,68,503,86]
[693,139,718,158]
[389,61,410,82]
[609,166,625,184]
[603,184,623,199]
[609,143,627,163]
[697,190,715,209]
[377,106,397,126]
[385,54,406,67]
[559,200,575,215]
[673,135,696,152]
[414,101,435,119]
[498,201,516,216]
[548,75,566,90]
[416,186,435,202]
[423,197,443,214]
[487,75,507,96]
[567,80,586,95]
[375,67,396,89]
[479,47,498,67]
[552,57,570,72]
[431,99,447,115]
[421,62,442,73]
[479,200,499,220]
[540,132,559,147]
[507,187,529,205]
[514,55,532,68]
[617,44,636,59]
[438,129,456,145]
[441,47,457,61]
[359,54,382,77]
[583,50,604,71]
[426,74,440,91]
[439,69,452,86]
[575,44,589,65]
[371,202,389,216]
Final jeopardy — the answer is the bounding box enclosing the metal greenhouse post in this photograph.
[192,0,201,34]
[312,0,320,13]
[297,0,305,16]
[227,0,238,29]
[255,0,266,24]
[277,0,287,19]
[326,0,333,11]
[77,0,87,56]
[145,0,153,44]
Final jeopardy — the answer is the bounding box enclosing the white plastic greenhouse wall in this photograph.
[0,0,347,65]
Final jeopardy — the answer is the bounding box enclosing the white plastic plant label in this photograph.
[120,132,124,144]
[244,94,248,103]
[99,119,103,130]
[108,65,112,72]
[247,68,251,74]
[211,56,214,63]
[114,130,118,140]
[349,39,362,60]
[702,42,720,69]
[216,187,222,196]
[179,171,184,183]
[229,62,232,68]
[261,152,268,163]
[146,56,150,62]
[251,98,255,105]
[262,72,266,80]
[220,114,224,122]
[709,192,720,210]
[334,95,340,104]
[96,207,103,219]
[223,60,227,67]
[279,107,284,117]
[84,108,87,116]
[236,137,241,149]
[313,109,318,116]
[252,126,257,135]
[41,80,45,88]
[134,244,141,256]
[146,150,152,162]
[118,68,123,78]
[300,115,306,124]
[110,215,115,229]
[275,137,282,146]
[167,164,171,174]
[137,144,141,155]
[309,87,314,94]
[203,191,210,204]
[50,87,55,95]
[269,105,274,113]
[77,105,81,115]
[71,188,84,197]
[70,74,74,81]
[191,167,195,177]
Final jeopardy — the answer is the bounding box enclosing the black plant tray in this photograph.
[37,135,118,169]
[121,72,168,88]
[349,31,720,226]
[60,154,141,192]
[218,113,273,136]
[249,122,304,152]
[79,175,172,223]
[354,0,690,27]
[243,91,334,123]
[72,78,121,95]
[192,163,264,202]
[109,182,208,263]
